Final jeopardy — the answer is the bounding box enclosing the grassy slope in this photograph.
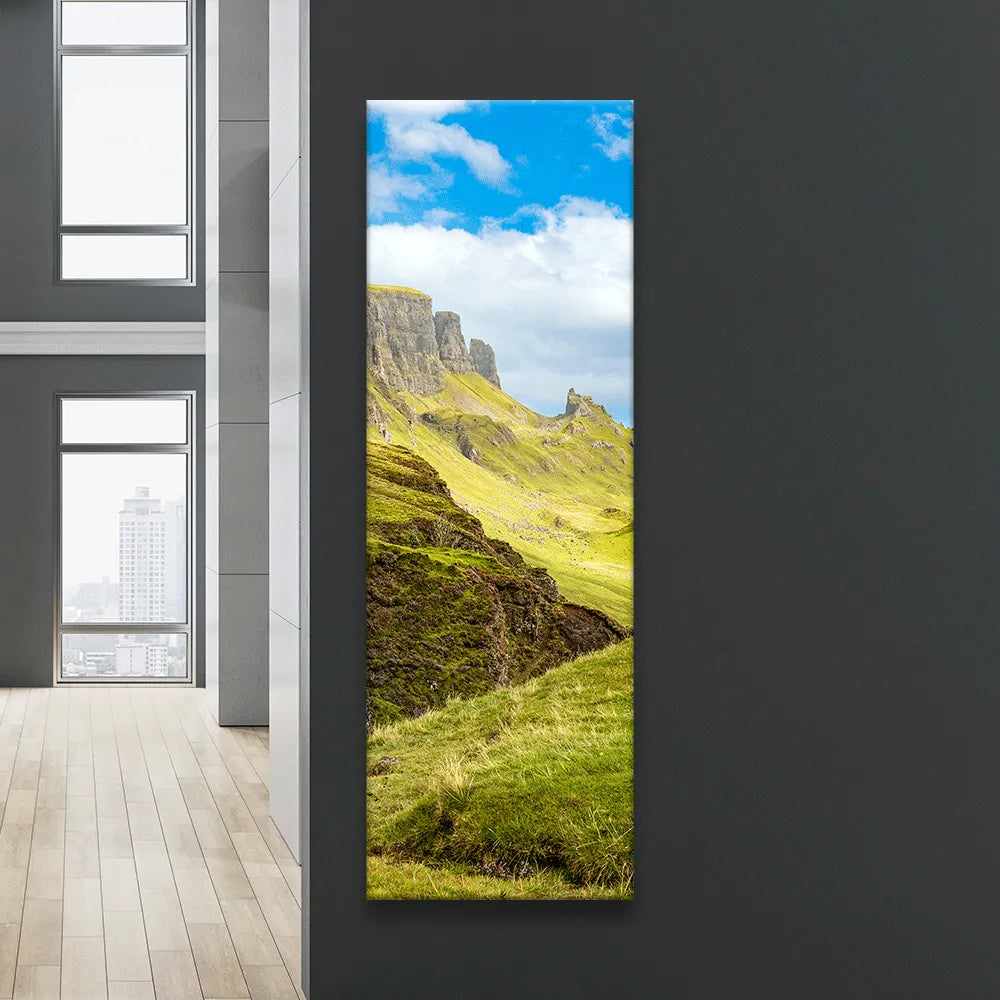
[367,856,625,900]
[367,441,605,726]
[369,372,634,625]
[368,638,633,899]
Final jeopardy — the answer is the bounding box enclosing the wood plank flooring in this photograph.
[0,687,302,1000]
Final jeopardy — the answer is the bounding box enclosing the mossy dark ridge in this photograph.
[367,442,629,728]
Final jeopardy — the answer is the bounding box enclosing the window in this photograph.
[57,394,195,682]
[55,1,193,282]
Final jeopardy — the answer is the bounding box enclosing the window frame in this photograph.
[54,390,197,685]
[54,0,196,285]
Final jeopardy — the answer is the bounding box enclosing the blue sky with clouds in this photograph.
[367,100,634,425]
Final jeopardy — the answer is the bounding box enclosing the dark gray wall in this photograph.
[0,356,205,686]
[0,1,204,322]
[310,1,1000,999]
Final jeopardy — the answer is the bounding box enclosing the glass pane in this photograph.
[61,54,187,226]
[62,2,188,46]
[62,398,187,444]
[62,454,187,624]
[61,234,188,280]
[61,633,187,679]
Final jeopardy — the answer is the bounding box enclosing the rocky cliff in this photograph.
[433,311,474,374]
[562,387,609,419]
[469,338,501,389]
[367,286,443,394]
[367,284,501,393]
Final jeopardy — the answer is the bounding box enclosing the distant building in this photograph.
[117,485,179,676]
[73,576,116,616]
[163,500,187,622]
[84,651,115,674]
[148,645,169,676]
[118,485,167,623]
[114,642,168,677]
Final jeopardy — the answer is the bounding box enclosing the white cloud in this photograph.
[422,208,462,227]
[590,111,634,161]
[368,196,633,418]
[389,120,512,188]
[367,159,452,218]
[367,100,480,118]
[368,100,514,192]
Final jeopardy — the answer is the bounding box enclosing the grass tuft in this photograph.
[367,639,634,899]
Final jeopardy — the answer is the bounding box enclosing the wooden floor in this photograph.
[0,686,302,1000]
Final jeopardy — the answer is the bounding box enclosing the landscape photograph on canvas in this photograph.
[365,100,634,899]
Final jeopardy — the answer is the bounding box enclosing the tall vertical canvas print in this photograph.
[366,100,634,899]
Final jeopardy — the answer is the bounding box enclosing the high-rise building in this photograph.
[118,485,167,623]
[163,500,187,622]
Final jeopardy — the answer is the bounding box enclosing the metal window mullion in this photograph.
[58,46,190,57]
[59,676,191,687]
[59,391,193,399]
[58,278,194,288]
[60,443,189,454]
[60,0,189,4]
[185,20,194,285]
[61,226,190,235]
[63,623,189,634]
[185,402,195,676]
[59,677,192,686]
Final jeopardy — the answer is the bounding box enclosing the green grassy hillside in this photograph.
[368,371,634,625]
[365,284,634,899]
[367,638,634,899]
[367,442,628,727]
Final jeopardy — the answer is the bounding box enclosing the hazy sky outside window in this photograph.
[61,452,186,595]
[61,2,188,47]
[61,54,187,226]
[62,397,187,444]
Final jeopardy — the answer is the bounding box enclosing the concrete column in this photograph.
[268,0,308,861]
[205,0,270,724]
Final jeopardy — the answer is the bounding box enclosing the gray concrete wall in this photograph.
[204,0,270,725]
[0,356,205,687]
[0,0,205,323]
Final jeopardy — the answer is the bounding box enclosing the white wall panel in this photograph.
[269,392,300,626]
[269,163,302,402]
[268,0,305,861]
[269,0,300,193]
[269,609,300,859]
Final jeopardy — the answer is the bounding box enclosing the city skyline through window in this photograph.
[57,395,193,681]
[61,454,186,615]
